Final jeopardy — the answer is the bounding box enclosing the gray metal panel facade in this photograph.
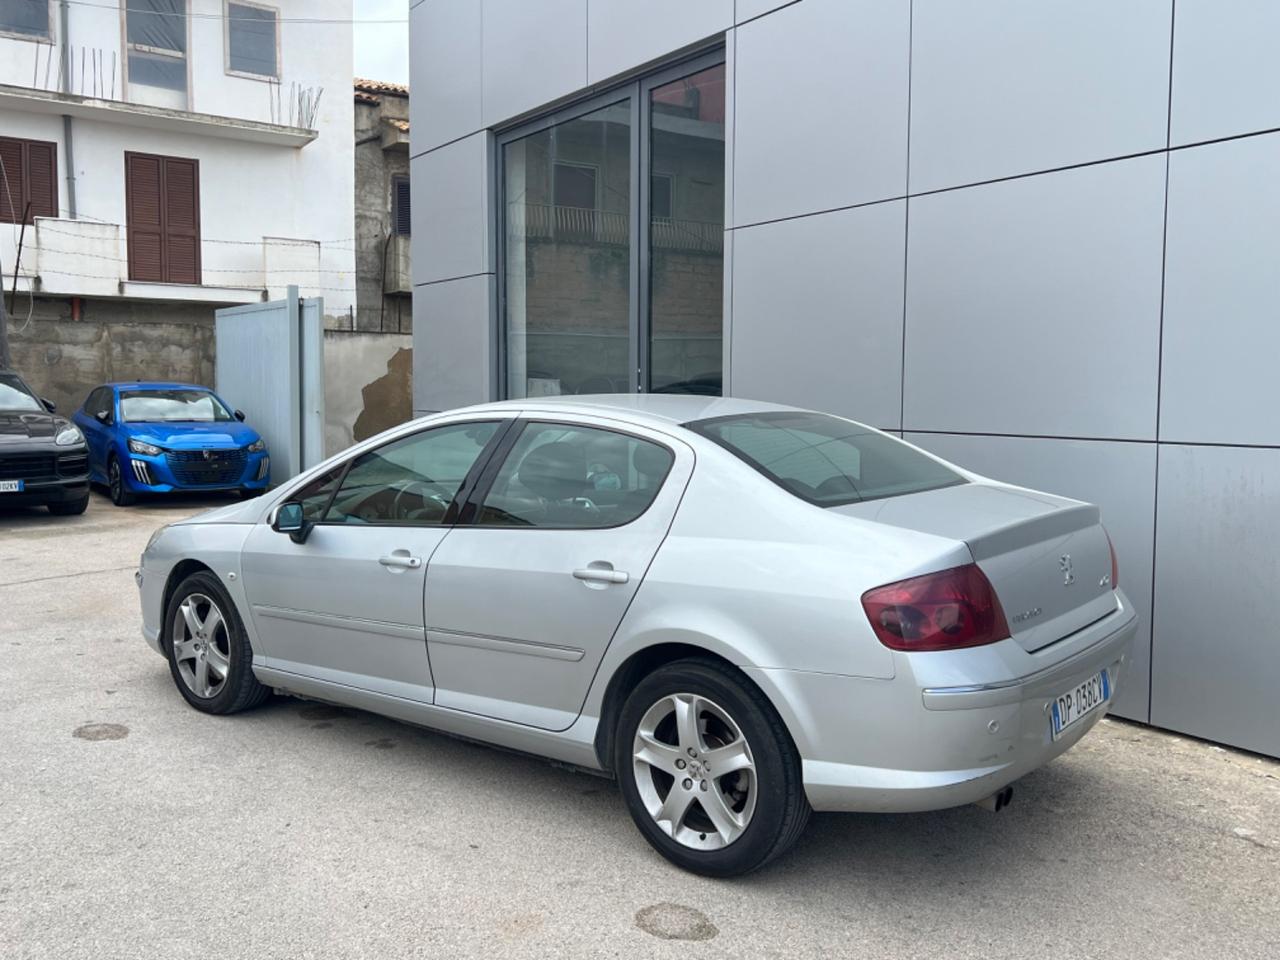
[410,0,1280,754]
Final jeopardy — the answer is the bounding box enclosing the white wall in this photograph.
[1,0,354,312]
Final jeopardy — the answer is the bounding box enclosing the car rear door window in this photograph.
[322,421,501,526]
[475,422,674,529]
[687,411,964,505]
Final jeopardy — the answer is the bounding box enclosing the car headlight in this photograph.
[128,438,163,457]
[247,438,266,453]
[55,424,84,446]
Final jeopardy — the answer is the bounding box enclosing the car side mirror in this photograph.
[94,410,110,424]
[41,397,56,413]
[234,409,246,422]
[272,501,311,544]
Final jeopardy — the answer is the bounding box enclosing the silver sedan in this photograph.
[137,396,1138,876]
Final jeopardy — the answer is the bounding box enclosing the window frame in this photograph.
[120,0,192,101]
[292,417,516,529]
[460,418,678,532]
[391,174,411,237]
[0,0,53,42]
[493,46,725,401]
[223,0,280,82]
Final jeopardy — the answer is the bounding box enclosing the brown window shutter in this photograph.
[0,137,22,223]
[125,152,200,284]
[25,141,57,219]
[126,153,165,282]
[162,157,200,285]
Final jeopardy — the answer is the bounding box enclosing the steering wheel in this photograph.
[391,478,454,520]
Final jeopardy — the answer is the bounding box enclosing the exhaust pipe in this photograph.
[974,785,1014,813]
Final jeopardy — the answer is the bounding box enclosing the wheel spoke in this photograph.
[634,731,683,775]
[699,783,745,844]
[673,694,703,754]
[194,656,211,697]
[702,738,753,777]
[202,605,223,641]
[655,782,695,834]
[180,600,201,638]
[172,638,197,662]
[205,644,230,680]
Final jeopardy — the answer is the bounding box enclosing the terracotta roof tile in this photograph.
[354,77,408,96]
[385,118,410,133]
[354,90,380,105]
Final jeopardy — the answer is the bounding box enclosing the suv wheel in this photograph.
[615,658,810,877]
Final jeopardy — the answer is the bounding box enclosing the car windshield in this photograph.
[0,373,43,412]
[121,389,233,423]
[686,411,965,506]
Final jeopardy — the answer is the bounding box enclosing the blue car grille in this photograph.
[165,448,247,486]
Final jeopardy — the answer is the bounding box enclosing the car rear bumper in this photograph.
[747,591,1139,813]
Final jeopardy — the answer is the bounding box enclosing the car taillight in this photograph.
[861,564,1011,652]
[1105,528,1119,590]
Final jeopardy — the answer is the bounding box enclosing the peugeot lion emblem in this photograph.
[1060,554,1075,586]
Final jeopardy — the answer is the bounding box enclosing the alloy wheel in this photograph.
[632,692,757,850]
[170,593,232,699]
[109,461,122,501]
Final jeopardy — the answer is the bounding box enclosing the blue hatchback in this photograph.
[73,382,270,506]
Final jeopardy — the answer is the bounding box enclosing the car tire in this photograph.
[47,494,90,516]
[615,658,810,877]
[163,570,270,715]
[108,457,135,507]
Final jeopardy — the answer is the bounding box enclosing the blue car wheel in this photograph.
[108,456,136,507]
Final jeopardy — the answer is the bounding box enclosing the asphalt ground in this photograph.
[2,492,1278,959]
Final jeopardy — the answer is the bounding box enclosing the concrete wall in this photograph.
[3,297,215,415]
[354,92,410,333]
[411,0,1280,757]
[323,330,413,456]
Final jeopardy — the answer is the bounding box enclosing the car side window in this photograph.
[292,463,347,522]
[85,387,109,422]
[476,422,674,529]
[322,420,501,526]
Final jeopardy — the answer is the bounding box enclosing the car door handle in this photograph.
[573,565,629,585]
[379,553,422,570]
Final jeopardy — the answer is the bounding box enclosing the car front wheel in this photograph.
[108,457,135,506]
[163,571,270,714]
[615,658,810,877]
[48,494,90,516]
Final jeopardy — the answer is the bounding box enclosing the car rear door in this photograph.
[77,387,112,480]
[238,416,507,702]
[424,415,694,731]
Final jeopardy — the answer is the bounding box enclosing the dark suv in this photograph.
[0,369,91,515]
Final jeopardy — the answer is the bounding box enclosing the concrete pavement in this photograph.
[2,493,1278,959]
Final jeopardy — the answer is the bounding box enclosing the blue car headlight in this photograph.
[128,438,163,457]
[247,438,266,453]
[55,424,85,446]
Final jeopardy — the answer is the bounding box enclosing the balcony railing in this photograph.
[507,203,723,254]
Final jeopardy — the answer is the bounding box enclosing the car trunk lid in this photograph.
[833,482,1118,653]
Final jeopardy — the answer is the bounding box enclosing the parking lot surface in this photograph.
[2,495,1278,959]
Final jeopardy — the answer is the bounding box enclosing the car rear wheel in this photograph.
[615,658,810,877]
[164,571,270,715]
[47,494,89,516]
[108,457,135,507]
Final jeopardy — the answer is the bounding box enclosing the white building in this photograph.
[0,0,355,411]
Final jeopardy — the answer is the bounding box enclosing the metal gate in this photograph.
[215,286,325,482]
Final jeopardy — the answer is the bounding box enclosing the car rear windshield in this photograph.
[686,411,965,506]
[0,373,42,413]
[121,390,233,423]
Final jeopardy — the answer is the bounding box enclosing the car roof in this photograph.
[454,393,814,430]
[105,381,212,392]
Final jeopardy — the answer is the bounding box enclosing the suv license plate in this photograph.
[0,480,23,493]
[1051,669,1110,741]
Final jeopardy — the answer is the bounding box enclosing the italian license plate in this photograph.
[0,479,24,493]
[1051,669,1110,740]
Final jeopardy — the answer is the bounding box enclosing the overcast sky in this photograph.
[353,0,409,86]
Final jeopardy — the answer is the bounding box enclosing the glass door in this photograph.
[498,51,725,400]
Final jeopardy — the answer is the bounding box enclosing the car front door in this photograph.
[424,416,694,730]
[239,416,507,702]
[77,388,112,480]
